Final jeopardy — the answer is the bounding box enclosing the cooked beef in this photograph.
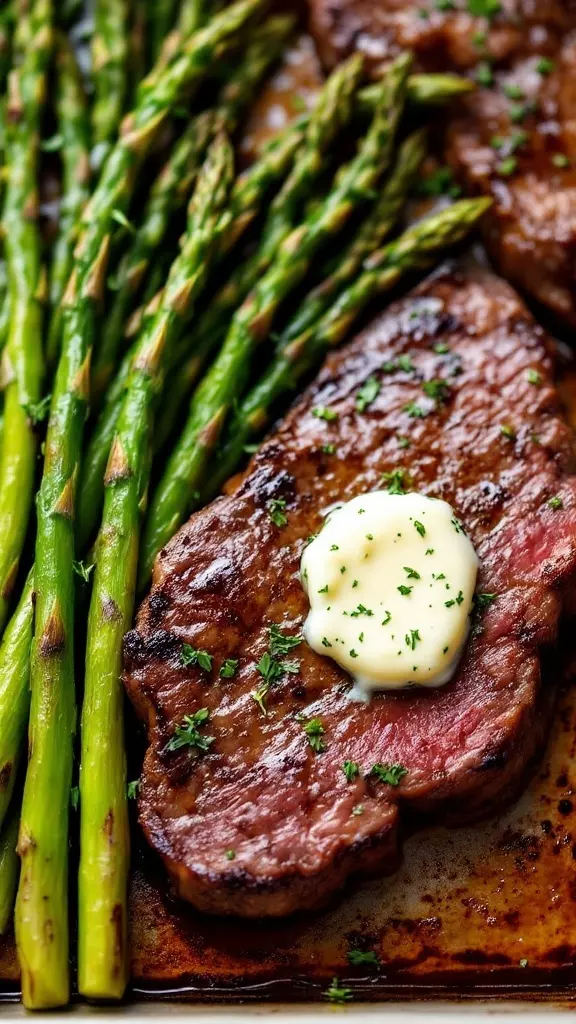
[124,265,576,918]
[307,0,576,329]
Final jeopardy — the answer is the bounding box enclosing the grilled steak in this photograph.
[307,0,576,329]
[124,265,576,918]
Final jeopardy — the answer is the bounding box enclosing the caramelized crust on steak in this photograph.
[307,0,576,328]
[124,266,576,917]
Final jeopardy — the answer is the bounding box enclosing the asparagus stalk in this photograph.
[128,0,147,101]
[91,109,216,400]
[149,0,179,64]
[278,128,426,349]
[78,132,234,1001]
[140,58,412,582]
[0,574,34,831]
[0,0,51,637]
[0,5,13,92]
[188,53,365,369]
[0,805,19,935]
[177,0,205,36]
[46,33,91,367]
[207,198,493,496]
[15,1,263,1010]
[157,128,425,456]
[77,74,303,553]
[92,14,293,402]
[91,0,129,173]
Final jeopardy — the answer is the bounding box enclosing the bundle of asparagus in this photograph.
[0,0,488,1010]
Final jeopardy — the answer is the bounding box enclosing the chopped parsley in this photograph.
[343,760,360,782]
[180,644,213,672]
[552,153,570,169]
[500,423,516,440]
[398,584,412,596]
[497,157,517,177]
[381,610,392,625]
[535,56,555,75]
[219,658,238,678]
[503,83,524,101]
[348,949,380,967]
[413,520,426,537]
[350,603,373,617]
[397,435,411,449]
[527,368,541,385]
[355,375,381,412]
[166,708,214,754]
[23,393,51,424]
[368,763,408,786]
[405,629,421,651]
[403,401,427,419]
[381,468,409,494]
[256,652,289,687]
[226,849,236,860]
[302,717,326,753]
[467,0,501,15]
[321,443,336,454]
[72,559,94,582]
[397,354,415,373]
[325,979,353,1004]
[127,779,139,800]
[423,378,450,403]
[313,405,338,422]
[403,566,420,579]
[267,497,288,527]
[548,495,563,510]
[268,623,302,657]
[417,165,460,198]
[322,637,332,648]
[475,62,493,87]
[474,592,497,611]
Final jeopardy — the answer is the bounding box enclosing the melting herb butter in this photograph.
[301,491,479,697]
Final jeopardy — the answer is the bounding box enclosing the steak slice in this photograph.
[307,0,576,329]
[124,265,576,918]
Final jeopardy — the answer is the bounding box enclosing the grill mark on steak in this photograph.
[307,0,576,330]
[124,265,576,918]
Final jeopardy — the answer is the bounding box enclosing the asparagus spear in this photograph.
[278,128,426,349]
[78,132,234,1001]
[177,0,205,36]
[15,1,263,1010]
[46,33,91,367]
[0,0,51,638]
[149,0,178,64]
[0,805,19,935]
[91,0,129,173]
[207,198,493,496]
[128,0,147,101]
[0,5,13,91]
[0,573,34,831]
[92,109,216,400]
[92,14,293,402]
[140,59,412,582]
[188,53,366,369]
[77,80,304,553]
[157,128,425,456]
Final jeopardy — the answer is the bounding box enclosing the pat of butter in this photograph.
[301,491,479,696]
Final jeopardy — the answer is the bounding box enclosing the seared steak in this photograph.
[307,0,576,329]
[124,266,576,917]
